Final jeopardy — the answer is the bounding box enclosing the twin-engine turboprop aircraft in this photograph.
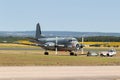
[34,23,83,56]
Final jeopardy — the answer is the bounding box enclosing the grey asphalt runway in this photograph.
[0,66,120,80]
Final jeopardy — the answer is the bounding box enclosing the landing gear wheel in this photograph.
[107,54,109,57]
[70,52,74,56]
[74,54,77,56]
[44,52,49,55]
[100,54,104,57]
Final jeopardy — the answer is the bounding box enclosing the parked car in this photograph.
[87,51,99,56]
[100,49,116,57]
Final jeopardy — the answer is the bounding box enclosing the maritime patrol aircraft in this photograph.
[34,23,83,56]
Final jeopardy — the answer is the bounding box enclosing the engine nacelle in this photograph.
[44,42,55,47]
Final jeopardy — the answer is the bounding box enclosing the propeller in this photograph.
[81,36,84,54]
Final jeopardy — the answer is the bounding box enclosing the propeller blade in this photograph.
[81,36,84,54]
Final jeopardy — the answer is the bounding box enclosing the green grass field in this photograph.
[0,43,120,66]
[0,53,120,66]
[0,49,120,66]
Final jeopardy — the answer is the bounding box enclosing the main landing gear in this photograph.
[44,51,49,55]
[70,51,77,56]
[44,50,49,55]
[44,50,78,56]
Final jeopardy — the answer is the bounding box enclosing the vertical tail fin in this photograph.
[35,23,42,39]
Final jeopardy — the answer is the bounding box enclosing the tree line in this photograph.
[77,36,120,42]
[0,36,120,43]
[0,36,27,43]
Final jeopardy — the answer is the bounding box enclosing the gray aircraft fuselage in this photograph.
[35,23,81,52]
[37,37,79,51]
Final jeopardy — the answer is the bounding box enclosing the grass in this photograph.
[0,43,120,66]
[0,43,39,48]
[0,51,120,66]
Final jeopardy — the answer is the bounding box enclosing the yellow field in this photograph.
[15,40,120,47]
[1,41,120,48]
[15,40,36,45]
[81,42,120,47]
[16,40,120,47]
[0,43,38,48]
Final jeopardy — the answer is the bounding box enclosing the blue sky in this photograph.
[0,0,120,33]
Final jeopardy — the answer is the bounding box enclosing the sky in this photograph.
[0,0,120,33]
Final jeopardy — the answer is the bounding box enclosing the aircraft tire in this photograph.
[70,52,74,56]
[44,52,49,55]
[107,54,109,57]
[100,54,104,57]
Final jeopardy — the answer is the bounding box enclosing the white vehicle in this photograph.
[87,51,99,56]
[100,49,116,57]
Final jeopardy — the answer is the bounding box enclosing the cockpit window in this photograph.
[68,40,72,42]
[68,38,77,42]
[72,38,77,41]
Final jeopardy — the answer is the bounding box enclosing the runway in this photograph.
[0,66,120,80]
